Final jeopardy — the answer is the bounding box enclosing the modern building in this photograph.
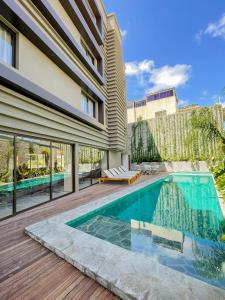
[0,0,127,220]
[127,88,178,123]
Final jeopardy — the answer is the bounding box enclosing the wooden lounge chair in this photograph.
[99,169,139,185]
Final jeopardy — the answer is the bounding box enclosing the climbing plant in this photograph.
[129,105,224,163]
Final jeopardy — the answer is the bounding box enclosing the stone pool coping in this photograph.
[25,173,225,300]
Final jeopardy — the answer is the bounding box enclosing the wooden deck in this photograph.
[0,174,165,300]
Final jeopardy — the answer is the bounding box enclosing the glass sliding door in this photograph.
[91,148,107,184]
[79,146,108,190]
[0,134,14,219]
[0,131,75,220]
[79,146,92,189]
[52,143,73,198]
[15,137,51,211]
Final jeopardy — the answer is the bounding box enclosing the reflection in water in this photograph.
[69,174,225,289]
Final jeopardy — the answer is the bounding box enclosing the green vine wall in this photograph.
[128,105,224,163]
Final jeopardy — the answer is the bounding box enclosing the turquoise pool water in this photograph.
[67,173,225,289]
[0,173,67,192]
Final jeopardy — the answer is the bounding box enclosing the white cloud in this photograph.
[202,90,208,96]
[205,14,225,39]
[148,64,192,92]
[125,59,192,95]
[195,30,204,44]
[120,29,127,38]
[125,60,154,76]
[195,13,225,43]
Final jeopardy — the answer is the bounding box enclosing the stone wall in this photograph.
[131,161,210,172]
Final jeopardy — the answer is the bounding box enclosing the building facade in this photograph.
[127,88,178,123]
[0,0,127,220]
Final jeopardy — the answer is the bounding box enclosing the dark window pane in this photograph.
[91,148,108,185]
[147,89,174,102]
[0,134,14,219]
[52,143,73,198]
[15,137,51,212]
[79,146,107,190]
[134,100,146,108]
[79,146,92,189]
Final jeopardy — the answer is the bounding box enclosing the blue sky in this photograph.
[104,0,225,106]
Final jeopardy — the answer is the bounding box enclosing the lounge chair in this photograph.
[99,169,139,185]
[118,166,141,178]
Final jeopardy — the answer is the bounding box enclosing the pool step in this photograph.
[76,215,132,249]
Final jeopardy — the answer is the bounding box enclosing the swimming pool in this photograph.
[67,173,225,289]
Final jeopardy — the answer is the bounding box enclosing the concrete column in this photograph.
[108,150,122,168]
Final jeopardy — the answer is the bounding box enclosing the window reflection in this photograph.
[0,22,15,66]
[0,133,74,219]
[79,146,107,190]
[0,134,14,219]
[52,143,73,198]
[15,137,51,211]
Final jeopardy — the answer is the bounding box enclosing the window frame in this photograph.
[0,130,75,221]
[0,20,16,68]
[81,39,95,66]
[81,93,96,119]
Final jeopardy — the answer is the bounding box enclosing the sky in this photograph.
[103,0,225,107]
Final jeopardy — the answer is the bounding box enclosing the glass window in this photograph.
[0,133,74,219]
[79,146,107,190]
[0,22,15,66]
[52,143,73,198]
[82,96,88,114]
[15,137,51,212]
[0,134,14,219]
[88,99,94,117]
[81,95,95,118]
[81,40,95,66]
[91,148,108,185]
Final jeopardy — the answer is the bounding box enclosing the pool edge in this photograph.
[25,173,225,300]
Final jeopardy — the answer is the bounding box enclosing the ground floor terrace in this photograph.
[0,131,129,221]
[0,174,161,300]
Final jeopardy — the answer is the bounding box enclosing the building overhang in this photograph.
[0,0,105,101]
[74,0,104,45]
[32,0,104,83]
[0,63,106,131]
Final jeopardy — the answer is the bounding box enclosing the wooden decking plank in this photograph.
[0,241,49,282]
[63,277,96,300]
[0,175,163,300]
[13,261,75,300]
[0,255,64,299]
[43,271,83,300]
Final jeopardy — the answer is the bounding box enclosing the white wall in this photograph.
[108,151,122,168]
[18,34,83,110]
[131,161,210,172]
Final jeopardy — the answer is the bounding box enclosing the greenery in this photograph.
[130,105,224,163]
[188,106,225,201]
[16,163,51,181]
[210,161,225,201]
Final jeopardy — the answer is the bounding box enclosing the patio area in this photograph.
[0,174,164,300]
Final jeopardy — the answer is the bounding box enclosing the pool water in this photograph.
[67,173,225,289]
